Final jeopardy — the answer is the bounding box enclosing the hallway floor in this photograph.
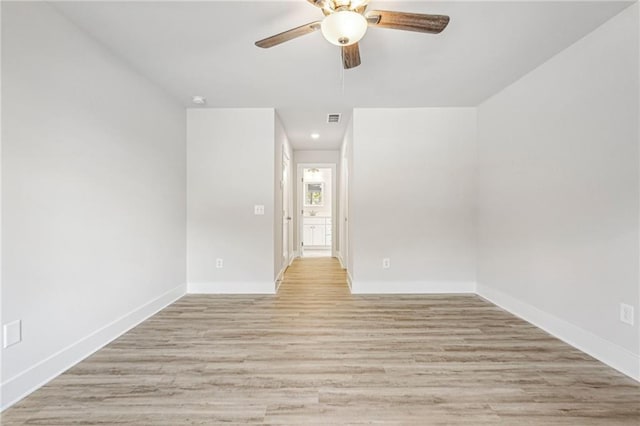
[3,257,639,424]
[300,248,332,258]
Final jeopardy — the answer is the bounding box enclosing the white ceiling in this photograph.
[53,0,632,150]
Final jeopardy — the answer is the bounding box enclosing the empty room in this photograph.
[1,0,639,424]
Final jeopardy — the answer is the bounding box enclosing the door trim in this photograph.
[297,163,337,258]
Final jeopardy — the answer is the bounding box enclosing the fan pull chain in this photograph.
[339,51,345,95]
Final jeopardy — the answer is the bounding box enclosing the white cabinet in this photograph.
[311,224,325,245]
[303,217,332,247]
[303,223,316,246]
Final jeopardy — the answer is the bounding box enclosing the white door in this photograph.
[282,150,291,265]
[342,158,349,268]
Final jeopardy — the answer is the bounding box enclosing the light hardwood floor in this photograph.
[2,257,639,425]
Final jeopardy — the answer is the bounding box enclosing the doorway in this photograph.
[298,164,335,258]
[282,149,292,267]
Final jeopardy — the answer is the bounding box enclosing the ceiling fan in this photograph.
[255,0,450,69]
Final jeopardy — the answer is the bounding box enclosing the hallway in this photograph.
[2,258,639,424]
[277,257,349,299]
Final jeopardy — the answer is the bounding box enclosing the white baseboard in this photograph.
[275,263,290,292]
[336,251,346,269]
[346,271,353,291]
[350,280,476,294]
[476,283,640,382]
[0,284,186,411]
[187,281,275,294]
[276,265,287,283]
[274,255,298,292]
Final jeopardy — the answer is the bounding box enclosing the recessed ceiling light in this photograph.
[310,133,320,140]
[192,96,206,105]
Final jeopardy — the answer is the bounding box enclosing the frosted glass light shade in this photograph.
[321,11,368,46]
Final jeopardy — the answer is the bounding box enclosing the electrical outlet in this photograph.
[3,320,22,348]
[620,303,634,325]
[216,258,224,269]
[254,205,265,215]
[382,258,390,269]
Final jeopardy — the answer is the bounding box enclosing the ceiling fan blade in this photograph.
[366,10,450,34]
[342,43,361,69]
[255,21,321,48]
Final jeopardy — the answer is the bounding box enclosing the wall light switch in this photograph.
[382,258,391,269]
[3,320,22,348]
[216,258,224,269]
[254,205,265,215]
[620,303,634,325]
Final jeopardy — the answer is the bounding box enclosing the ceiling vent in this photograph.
[327,113,341,123]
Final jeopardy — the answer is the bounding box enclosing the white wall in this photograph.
[350,108,477,293]
[1,0,5,391]
[187,108,275,294]
[339,117,353,274]
[477,4,640,380]
[1,2,187,409]
[294,150,341,165]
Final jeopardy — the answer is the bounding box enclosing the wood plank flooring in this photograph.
[2,257,639,424]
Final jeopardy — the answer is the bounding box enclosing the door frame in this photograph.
[297,163,337,258]
[282,148,293,268]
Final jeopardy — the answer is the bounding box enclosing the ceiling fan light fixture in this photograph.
[349,0,371,10]
[321,10,368,46]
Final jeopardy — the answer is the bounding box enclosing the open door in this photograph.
[282,150,292,266]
